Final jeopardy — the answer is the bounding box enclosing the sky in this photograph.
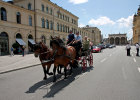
[4,0,140,40]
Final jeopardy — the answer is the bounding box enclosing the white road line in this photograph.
[132,50,137,53]
[100,58,106,63]
[109,54,112,57]
[138,67,140,73]
[132,54,133,57]
[122,67,127,80]
[133,58,136,62]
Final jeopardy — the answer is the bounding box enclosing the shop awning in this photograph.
[28,39,36,44]
[16,39,26,45]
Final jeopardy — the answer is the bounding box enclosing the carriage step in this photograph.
[42,60,53,64]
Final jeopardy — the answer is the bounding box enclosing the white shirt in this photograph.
[126,44,131,49]
[136,44,139,49]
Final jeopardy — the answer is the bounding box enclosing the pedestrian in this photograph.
[22,46,25,57]
[136,43,139,56]
[126,42,131,56]
[10,46,14,56]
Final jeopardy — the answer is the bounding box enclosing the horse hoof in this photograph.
[53,79,56,82]
[43,77,47,80]
[48,72,53,75]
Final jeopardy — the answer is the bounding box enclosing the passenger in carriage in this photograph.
[73,32,82,59]
[83,36,90,51]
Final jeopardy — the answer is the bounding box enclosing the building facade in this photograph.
[133,5,140,44]
[0,0,100,55]
[109,33,127,45]
[82,26,102,45]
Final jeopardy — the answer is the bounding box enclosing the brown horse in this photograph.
[50,37,78,82]
[34,42,54,80]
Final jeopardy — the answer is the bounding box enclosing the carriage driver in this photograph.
[67,30,75,46]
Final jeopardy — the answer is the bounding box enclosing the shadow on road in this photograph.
[43,66,94,98]
[25,66,94,98]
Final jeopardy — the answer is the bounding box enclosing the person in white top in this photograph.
[126,43,131,56]
[136,43,139,56]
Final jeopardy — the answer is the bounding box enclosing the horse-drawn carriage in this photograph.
[78,49,93,71]
[33,37,93,82]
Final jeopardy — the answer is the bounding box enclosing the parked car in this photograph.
[108,45,113,48]
[106,44,111,48]
[92,46,101,53]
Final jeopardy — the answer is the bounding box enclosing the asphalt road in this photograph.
[0,46,140,100]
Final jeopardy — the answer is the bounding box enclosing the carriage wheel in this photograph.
[89,53,93,67]
[82,57,87,71]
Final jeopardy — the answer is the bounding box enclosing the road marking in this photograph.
[138,67,140,73]
[100,58,106,63]
[122,67,127,80]
[109,54,112,57]
[132,50,137,53]
[132,54,133,57]
[133,58,136,62]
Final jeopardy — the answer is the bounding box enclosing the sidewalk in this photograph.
[0,54,41,74]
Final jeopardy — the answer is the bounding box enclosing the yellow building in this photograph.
[82,25,102,45]
[0,0,100,55]
[0,0,79,55]
[133,6,140,44]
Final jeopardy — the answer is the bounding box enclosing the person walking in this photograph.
[10,46,14,56]
[136,43,139,56]
[126,43,131,56]
[22,46,25,57]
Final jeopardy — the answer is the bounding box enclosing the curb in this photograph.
[0,63,41,74]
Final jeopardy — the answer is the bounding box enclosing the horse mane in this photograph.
[50,36,64,48]
[34,42,48,51]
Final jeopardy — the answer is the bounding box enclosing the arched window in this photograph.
[50,21,53,30]
[42,4,44,12]
[17,12,21,24]
[42,18,45,28]
[57,23,59,31]
[16,33,22,39]
[41,35,46,44]
[46,20,49,29]
[1,7,7,21]
[28,34,33,39]
[0,32,9,55]
[29,15,32,26]
[28,3,32,10]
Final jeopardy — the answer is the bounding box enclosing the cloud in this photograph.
[117,15,133,28]
[88,16,115,26]
[69,0,88,4]
[88,15,133,28]
[79,23,85,27]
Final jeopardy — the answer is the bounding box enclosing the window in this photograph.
[29,15,32,26]
[17,12,21,24]
[41,36,46,44]
[28,3,31,10]
[50,8,53,15]
[57,23,59,31]
[42,18,45,28]
[46,20,49,29]
[46,7,49,13]
[1,7,7,21]
[42,4,44,12]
